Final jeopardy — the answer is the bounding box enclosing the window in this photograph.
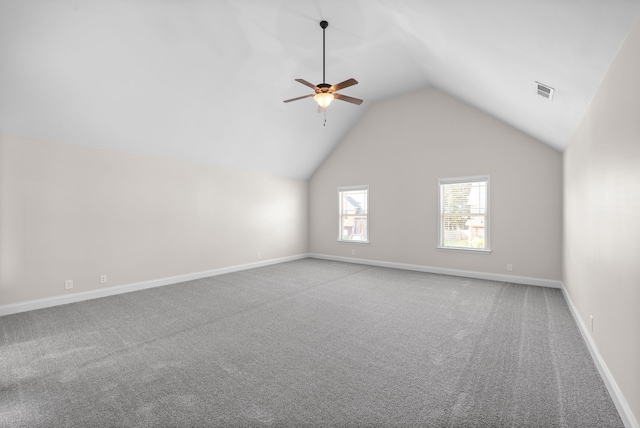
[338,185,369,243]
[438,176,489,252]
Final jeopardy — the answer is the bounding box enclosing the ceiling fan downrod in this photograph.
[320,20,328,84]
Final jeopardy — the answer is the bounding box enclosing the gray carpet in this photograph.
[0,258,622,427]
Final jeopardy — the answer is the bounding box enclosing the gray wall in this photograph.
[0,133,308,306]
[309,87,562,282]
[564,14,640,424]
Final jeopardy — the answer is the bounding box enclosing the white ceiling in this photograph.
[1,1,639,179]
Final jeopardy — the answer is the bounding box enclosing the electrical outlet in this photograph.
[257,252,261,260]
[64,280,73,290]
[507,264,513,272]
[351,249,355,255]
[590,315,594,332]
[100,275,107,284]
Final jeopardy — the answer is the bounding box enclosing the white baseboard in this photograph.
[1,253,559,317]
[309,253,562,288]
[0,254,310,317]
[560,283,639,428]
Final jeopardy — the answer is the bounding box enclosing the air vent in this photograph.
[536,82,554,100]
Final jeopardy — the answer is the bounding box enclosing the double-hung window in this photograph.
[338,185,369,243]
[438,176,490,252]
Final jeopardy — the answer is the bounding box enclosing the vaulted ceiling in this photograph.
[1,1,639,179]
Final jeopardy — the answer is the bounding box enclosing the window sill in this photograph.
[437,246,491,254]
[338,240,370,245]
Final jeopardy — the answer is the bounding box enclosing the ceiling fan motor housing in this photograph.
[316,83,332,94]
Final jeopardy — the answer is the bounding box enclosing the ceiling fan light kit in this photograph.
[284,20,363,109]
[314,92,334,108]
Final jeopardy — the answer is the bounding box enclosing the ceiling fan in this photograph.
[283,20,363,110]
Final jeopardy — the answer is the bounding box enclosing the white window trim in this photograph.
[338,185,370,244]
[437,175,491,253]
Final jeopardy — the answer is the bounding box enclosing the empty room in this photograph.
[1,1,639,427]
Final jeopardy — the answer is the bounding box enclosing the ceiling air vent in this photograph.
[536,82,554,100]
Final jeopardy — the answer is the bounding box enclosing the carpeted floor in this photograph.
[0,258,623,427]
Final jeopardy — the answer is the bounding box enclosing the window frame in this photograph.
[337,185,369,244]
[437,175,491,253]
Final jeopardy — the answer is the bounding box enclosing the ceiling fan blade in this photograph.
[295,79,318,90]
[334,93,363,105]
[331,78,358,92]
[283,93,315,103]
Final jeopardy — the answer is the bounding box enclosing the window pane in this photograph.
[340,215,368,241]
[341,189,367,215]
